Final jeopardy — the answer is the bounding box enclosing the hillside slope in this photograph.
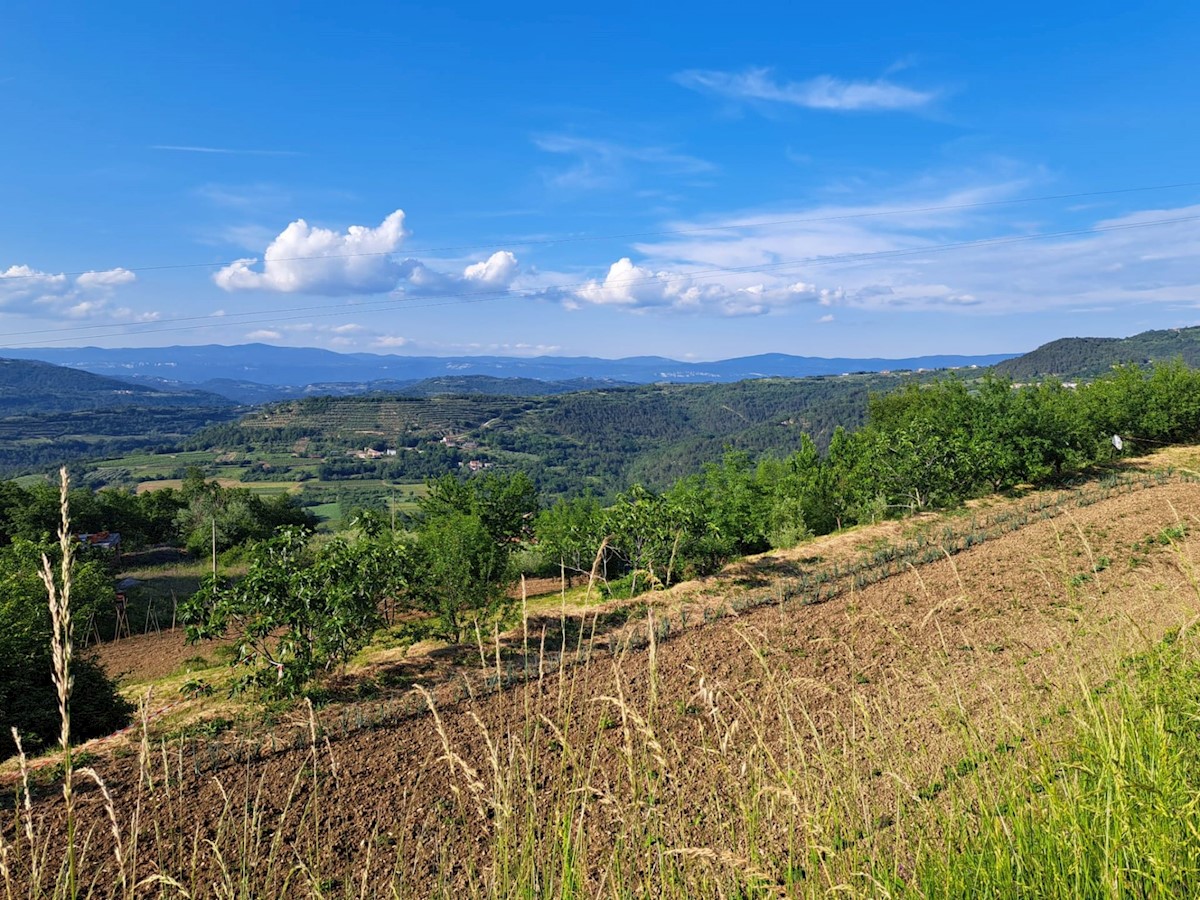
[192,372,919,494]
[0,356,232,414]
[993,325,1200,379]
[20,466,1200,897]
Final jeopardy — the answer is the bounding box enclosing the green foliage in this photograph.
[905,637,1200,897]
[412,510,511,642]
[995,325,1200,379]
[0,538,132,758]
[174,467,315,556]
[180,525,405,695]
[535,493,606,579]
[407,471,535,639]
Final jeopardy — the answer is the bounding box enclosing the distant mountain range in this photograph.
[1,344,1017,403]
[7,324,1200,416]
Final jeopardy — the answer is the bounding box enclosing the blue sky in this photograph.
[2,0,1199,360]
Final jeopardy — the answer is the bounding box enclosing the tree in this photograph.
[0,538,132,758]
[181,526,406,695]
[413,510,511,642]
[421,470,539,546]
[535,494,606,586]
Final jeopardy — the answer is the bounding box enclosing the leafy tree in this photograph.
[412,510,511,642]
[0,538,132,757]
[181,526,405,695]
[605,485,689,591]
[535,494,606,585]
[421,471,538,545]
[174,469,314,557]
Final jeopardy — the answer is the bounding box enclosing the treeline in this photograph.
[0,406,237,477]
[0,467,313,557]
[534,361,1200,588]
[182,375,889,498]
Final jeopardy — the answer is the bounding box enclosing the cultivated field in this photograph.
[6,465,1200,897]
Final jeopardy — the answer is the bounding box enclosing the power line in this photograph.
[3,179,1199,281]
[3,212,1197,349]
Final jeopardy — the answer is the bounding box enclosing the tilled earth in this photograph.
[10,476,1200,897]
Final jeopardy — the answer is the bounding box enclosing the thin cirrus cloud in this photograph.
[152,144,302,156]
[577,191,1200,317]
[674,67,937,112]
[213,210,523,297]
[534,134,715,190]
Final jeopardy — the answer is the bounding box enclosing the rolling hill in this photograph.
[0,357,233,415]
[993,326,1200,379]
[0,343,1017,392]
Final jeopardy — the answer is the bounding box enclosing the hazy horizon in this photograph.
[2,2,1198,359]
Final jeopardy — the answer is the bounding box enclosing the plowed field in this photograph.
[10,473,1200,897]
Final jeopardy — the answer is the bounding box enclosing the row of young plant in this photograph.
[157,360,1200,700]
[537,361,1200,589]
[176,467,1183,767]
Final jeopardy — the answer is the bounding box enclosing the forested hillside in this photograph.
[0,357,232,414]
[994,326,1200,379]
[185,373,909,496]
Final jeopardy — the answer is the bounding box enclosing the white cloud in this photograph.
[399,250,522,296]
[372,335,411,348]
[571,258,827,317]
[675,67,936,112]
[215,210,409,295]
[152,144,300,156]
[246,329,282,340]
[818,314,835,323]
[549,180,1200,320]
[332,322,365,334]
[0,264,142,319]
[214,210,524,299]
[76,268,136,289]
[463,251,519,286]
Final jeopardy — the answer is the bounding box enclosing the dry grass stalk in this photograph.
[36,466,78,897]
[77,768,127,895]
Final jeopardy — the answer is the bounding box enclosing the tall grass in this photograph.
[900,634,1200,898]
[4,479,1200,897]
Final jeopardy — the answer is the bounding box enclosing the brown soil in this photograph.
[88,627,211,685]
[12,475,1200,896]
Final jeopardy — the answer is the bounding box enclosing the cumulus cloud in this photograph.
[675,67,936,112]
[399,250,522,296]
[214,211,524,299]
[76,268,136,289]
[571,258,829,317]
[463,251,519,286]
[0,264,141,318]
[215,210,409,294]
[246,329,282,340]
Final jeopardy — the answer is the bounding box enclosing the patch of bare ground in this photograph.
[11,472,1200,896]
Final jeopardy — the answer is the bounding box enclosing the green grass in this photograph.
[897,633,1200,898]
